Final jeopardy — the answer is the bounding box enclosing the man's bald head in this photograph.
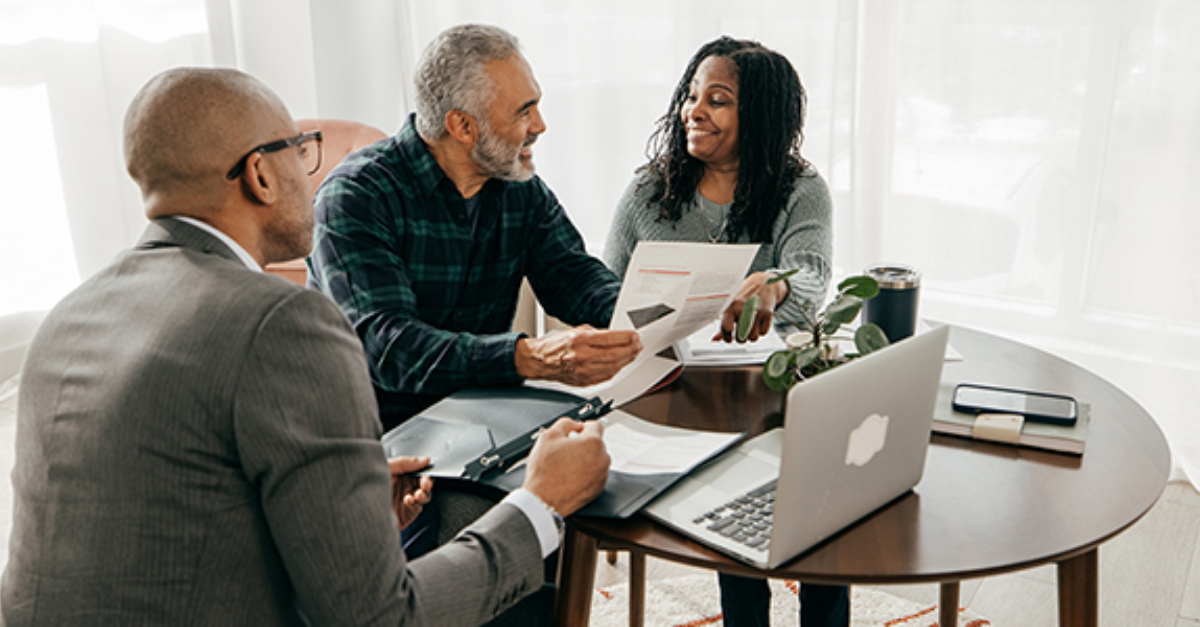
[124,67,294,216]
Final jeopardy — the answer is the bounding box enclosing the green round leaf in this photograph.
[763,372,792,392]
[764,350,793,379]
[762,350,795,391]
[854,323,890,355]
[824,294,863,326]
[794,345,821,370]
[838,275,880,300]
[737,294,759,342]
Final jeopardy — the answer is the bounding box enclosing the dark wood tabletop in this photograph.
[555,323,1171,626]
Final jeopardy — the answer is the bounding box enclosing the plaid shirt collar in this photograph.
[396,114,448,200]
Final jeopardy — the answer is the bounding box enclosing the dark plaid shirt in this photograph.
[308,114,619,428]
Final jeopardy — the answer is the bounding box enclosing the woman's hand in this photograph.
[716,271,789,342]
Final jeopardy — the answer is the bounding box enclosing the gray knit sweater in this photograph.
[603,167,832,327]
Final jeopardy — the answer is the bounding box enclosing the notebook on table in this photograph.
[642,325,950,570]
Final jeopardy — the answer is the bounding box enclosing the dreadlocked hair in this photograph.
[641,36,810,243]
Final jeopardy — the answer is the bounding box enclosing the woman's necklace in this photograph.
[697,174,734,243]
[705,213,726,243]
[699,197,728,243]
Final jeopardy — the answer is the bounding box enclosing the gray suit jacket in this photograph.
[1,219,544,626]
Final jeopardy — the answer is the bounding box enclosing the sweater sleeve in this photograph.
[763,170,834,328]
[602,176,643,283]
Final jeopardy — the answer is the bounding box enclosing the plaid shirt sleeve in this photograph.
[522,181,620,328]
[308,165,524,398]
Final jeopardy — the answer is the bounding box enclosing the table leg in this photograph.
[939,581,960,626]
[629,551,645,627]
[1057,549,1099,627]
[555,526,599,627]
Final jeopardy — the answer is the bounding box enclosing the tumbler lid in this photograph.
[865,264,921,289]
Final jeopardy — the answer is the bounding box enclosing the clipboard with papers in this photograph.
[381,386,743,518]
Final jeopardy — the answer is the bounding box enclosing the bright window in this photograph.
[0,85,78,316]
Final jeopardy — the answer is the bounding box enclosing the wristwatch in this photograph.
[545,502,565,535]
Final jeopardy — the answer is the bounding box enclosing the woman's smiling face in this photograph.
[681,55,739,169]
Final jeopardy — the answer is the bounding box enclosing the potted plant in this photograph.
[738,272,891,391]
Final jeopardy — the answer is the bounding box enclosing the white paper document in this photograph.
[610,242,760,356]
[531,353,682,407]
[599,409,742,475]
[531,242,759,406]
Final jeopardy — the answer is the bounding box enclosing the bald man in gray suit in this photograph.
[1,67,609,626]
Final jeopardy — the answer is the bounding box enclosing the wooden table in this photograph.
[553,324,1171,626]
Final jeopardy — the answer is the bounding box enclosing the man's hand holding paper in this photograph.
[516,326,642,386]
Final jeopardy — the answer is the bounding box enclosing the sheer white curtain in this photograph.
[0,0,214,391]
[2,0,1198,484]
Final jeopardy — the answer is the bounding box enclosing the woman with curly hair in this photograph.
[604,36,845,626]
[605,36,833,346]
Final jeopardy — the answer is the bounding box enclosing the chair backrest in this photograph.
[265,119,388,285]
[295,118,389,194]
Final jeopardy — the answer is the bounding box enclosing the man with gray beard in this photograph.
[307,27,641,620]
[308,23,640,433]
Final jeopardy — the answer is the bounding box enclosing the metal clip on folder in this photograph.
[461,396,611,482]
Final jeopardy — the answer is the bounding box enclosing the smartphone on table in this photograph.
[951,383,1078,427]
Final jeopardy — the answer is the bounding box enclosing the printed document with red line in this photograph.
[611,241,759,355]
[530,242,759,406]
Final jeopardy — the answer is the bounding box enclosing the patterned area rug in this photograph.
[590,576,990,627]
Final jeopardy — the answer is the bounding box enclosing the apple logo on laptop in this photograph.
[845,414,889,467]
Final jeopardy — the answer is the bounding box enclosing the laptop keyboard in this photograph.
[691,480,776,552]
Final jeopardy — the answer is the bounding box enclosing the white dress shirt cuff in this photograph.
[502,489,562,558]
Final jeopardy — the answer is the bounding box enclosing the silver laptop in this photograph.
[642,325,950,569]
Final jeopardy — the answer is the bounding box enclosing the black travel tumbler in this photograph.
[862,265,921,342]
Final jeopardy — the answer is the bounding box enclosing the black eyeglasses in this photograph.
[225,130,323,180]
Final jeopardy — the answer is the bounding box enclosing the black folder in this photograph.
[381,386,736,518]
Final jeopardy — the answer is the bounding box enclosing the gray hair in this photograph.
[414,24,521,141]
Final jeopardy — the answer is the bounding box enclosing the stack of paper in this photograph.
[674,320,787,366]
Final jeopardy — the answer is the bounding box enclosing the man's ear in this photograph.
[240,152,279,205]
[444,110,478,145]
